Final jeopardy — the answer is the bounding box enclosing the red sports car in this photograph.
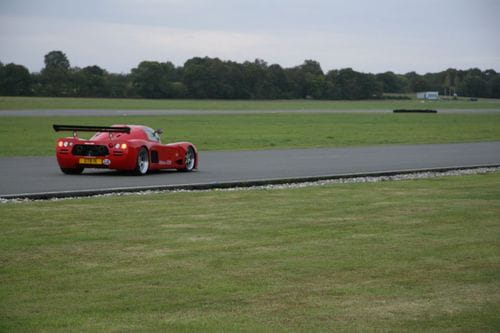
[53,124,198,175]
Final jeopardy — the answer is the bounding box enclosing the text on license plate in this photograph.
[79,158,102,165]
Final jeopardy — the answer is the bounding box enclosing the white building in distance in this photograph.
[416,91,439,100]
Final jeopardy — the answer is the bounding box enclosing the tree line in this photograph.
[1,50,499,99]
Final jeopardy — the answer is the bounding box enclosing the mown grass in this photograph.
[1,113,500,156]
[1,96,499,110]
[1,172,499,331]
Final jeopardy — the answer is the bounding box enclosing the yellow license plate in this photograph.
[79,158,102,165]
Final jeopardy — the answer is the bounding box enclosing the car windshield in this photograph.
[144,127,161,142]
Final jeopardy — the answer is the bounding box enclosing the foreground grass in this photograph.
[1,173,499,331]
[1,96,499,110]
[1,113,500,156]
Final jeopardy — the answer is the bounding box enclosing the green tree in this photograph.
[5,52,499,100]
[131,61,177,98]
[489,76,500,98]
[405,72,430,92]
[73,65,109,97]
[40,50,71,96]
[459,75,488,97]
[326,68,382,99]
[0,63,32,96]
[44,50,70,70]
[285,60,326,99]
[376,71,407,93]
[107,73,136,98]
[268,64,290,98]
[183,57,245,99]
[182,57,210,98]
[242,59,276,99]
[333,68,359,99]
[359,73,383,98]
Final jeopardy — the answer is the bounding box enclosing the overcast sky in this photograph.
[1,0,499,74]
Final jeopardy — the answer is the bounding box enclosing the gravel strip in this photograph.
[2,167,499,204]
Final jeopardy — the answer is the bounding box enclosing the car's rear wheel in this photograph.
[60,167,84,175]
[135,147,149,175]
[181,146,196,172]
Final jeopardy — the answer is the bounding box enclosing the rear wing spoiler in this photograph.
[53,124,131,134]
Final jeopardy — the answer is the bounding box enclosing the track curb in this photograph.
[2,164,500,201]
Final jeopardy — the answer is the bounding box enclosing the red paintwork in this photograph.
[55,124,198,172]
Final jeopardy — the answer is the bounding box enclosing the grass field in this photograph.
[1,172,499,331]
[1,113,500,156]
[1,96,500,110]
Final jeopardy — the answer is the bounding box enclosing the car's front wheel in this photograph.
[60,167,84,175]
[135,147,149,175]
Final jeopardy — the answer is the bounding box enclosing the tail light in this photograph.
[58,141,74,148]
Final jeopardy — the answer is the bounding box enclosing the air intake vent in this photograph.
[72,145,109,157]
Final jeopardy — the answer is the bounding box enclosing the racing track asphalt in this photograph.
[1,142,500,199]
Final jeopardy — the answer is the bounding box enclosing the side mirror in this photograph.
[154,129,163,136]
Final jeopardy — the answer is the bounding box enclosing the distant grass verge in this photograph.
[0,172,499,331]
[1,96,499,110]
[1,113,500,156]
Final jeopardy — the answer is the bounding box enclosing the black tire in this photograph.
[181,146,196,172]
[60,167,84,175]
[134,147,149,175]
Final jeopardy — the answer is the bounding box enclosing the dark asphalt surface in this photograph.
[1,109,500,116]
[1,142,500,197]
